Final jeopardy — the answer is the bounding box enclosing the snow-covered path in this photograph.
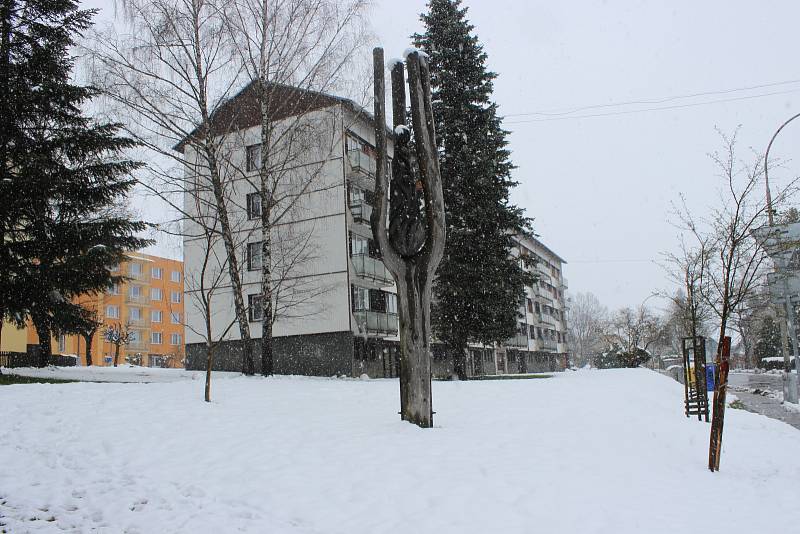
[1,369,798,533]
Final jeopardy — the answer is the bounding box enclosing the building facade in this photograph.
[182,83,567,377]
[12,252,186,368]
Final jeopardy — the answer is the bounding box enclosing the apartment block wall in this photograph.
[23,253,185,367]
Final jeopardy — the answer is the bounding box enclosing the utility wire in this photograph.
[504,88,800,124]
[504,78,800,118]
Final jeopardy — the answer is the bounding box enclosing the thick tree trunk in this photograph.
[260,221,274,376]
[451,340,468,380]
[113,344,120,367]
[33,317,51,368]
[396,264,434,427]
[83,332,94,366]
[203,142,255,376]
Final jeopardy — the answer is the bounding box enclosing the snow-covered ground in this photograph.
[1,369,799,533]
[2,365,240,383]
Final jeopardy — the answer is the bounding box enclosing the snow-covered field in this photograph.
[3,365,240,383]
[1,368,799,533]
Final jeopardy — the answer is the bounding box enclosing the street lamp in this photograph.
[763,113,800,403]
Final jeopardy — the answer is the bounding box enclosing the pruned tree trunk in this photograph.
[371,48,446,428]
[113,344,120,367]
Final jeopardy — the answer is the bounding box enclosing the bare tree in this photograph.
[89,0,260,374]
[183,193,240,402]
[675,128,797,471]
[104,322,132,367]
[604,305,664,355]
[222,0,370,375]
[566,292,608,367]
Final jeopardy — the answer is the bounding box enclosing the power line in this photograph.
[504,78,800,119]
[504,88,800,124]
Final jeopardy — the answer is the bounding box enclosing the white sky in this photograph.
[86,0,800,312]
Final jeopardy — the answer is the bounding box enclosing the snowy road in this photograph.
[728,372,800,430]
[1,369,799,533]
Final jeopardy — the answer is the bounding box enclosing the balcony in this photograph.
[347,150,376,177]
[539,339,558,352]
[561,277,568,289]
[354,310,398,335]
[350,199,373,225]
[125,293,148,305]
[505,334,529,348]
[351,254,393,285]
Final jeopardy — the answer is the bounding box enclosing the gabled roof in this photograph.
[174,81,359,152]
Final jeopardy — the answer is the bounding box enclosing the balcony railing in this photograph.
[560,277,568,289]
[354,310,398,335]
[539,339,558,352]
[351,254,393,285]
[505,334,529,348]
[347,150,376,177]
[350,200,373,225]
[125,293,148,305]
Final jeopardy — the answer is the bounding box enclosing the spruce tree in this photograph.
[414,0,534,378]
[0,0,150,365]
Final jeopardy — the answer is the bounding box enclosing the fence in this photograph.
[0,351,77,368]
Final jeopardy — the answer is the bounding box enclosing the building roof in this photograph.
[174,81,360,152]
[515,234,567,265]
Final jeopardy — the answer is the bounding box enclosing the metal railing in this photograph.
[350,200,373,224]
[539,339,558,352]
[351,254,393,285]
[354,310,398,335]
[505,334,529,348]
[347,150,376,177]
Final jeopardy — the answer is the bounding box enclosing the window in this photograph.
[151,332,162,344]
[247,192,262,219]
[58,335,66,353]
[130,285,142,298]
[170,333,182,345]
[246,144,261,172]
[170,312,181,324]
[129,307,141,321]
[129,263,142,276]
[248,294,263,322]
[247,242,263,271]
[151,267,162,279]
[108,283,120,295]
[386,293,398,314]
[151,310,162,323]
[529,325,535,338]
[171,290,181,304]
[106,305,120,318]
[351,286,369,311]
[350,235,369,256]
[109,264,120,273]
[534,302,541,314]
[129,330,140,343]
[171,270,181,283]
[151,287,162,301]
[526,298,533,313]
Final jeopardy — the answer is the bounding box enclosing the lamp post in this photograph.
[763,112,800,403]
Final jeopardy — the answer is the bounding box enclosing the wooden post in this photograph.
[371,48,446,428]
[708,336,731,471]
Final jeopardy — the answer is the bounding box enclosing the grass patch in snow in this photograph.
[729,399,746,410]
[0,373,77,385]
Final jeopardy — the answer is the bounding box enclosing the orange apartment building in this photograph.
[20,252,186,368]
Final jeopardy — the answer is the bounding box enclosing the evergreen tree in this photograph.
[754,315,782,368]
[0,0,150,365]
[414,0,534,378]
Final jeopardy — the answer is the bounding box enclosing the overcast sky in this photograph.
[87,0,800,312]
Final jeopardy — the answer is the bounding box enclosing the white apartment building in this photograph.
[181,82,568,377]
[181,82,400,376]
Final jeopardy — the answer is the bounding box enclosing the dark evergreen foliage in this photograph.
[0,0,150,364]
[413,0,534,378]
[754,315,782,369]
